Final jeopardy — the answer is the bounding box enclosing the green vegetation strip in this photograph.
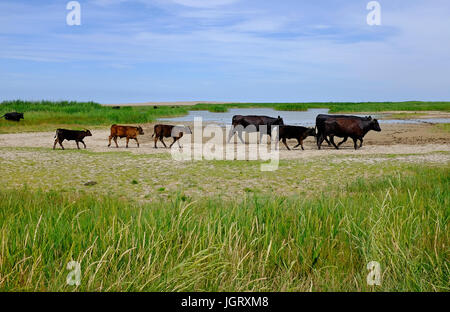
[192,101,450,113]
[0,166,448,291]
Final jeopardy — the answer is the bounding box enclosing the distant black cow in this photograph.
[279,126,316,150]
[316,114,372,148]
[1,112,24,122]
[319,117,381,150]
[152,124,191,148]
[227,115,284,144]
[53,129,92,150]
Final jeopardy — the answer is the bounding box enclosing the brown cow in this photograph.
[321,118,381,150]
[108,124,144,148]
[152,124,191,148]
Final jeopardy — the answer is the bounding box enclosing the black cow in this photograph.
[1,112,24,122]
[279,126,316,150]
[319,117,381,150]
[53,129,92,150]
[316,114,372,148]
[227,115,284,144]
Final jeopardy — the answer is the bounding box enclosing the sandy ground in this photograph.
[0,123,449,161]
[0,122,448,199]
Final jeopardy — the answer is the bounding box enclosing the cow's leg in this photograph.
[76,141,80,149]
[359,138,364,148]
[337,137,348,147]
[53,139,58,150]
[154,136,158,148]
[300,139,305,150]
[126,137,130,148]
[81,140,87,149]
[293,137,302,149]
[113,136,119,148]
[330,136,339,150]
[169,137,176,148]
[135,137,140,148]
[237,130,245,144]
[281,138,290,150]
[324,137,332,146]
[317,134,325,150]
[58,139,65,150]
[227,127,236,143]
[159,137,168,148]
[353,138,358,150]
[108,135,112,147]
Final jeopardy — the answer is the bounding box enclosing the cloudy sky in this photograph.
[1,0,449,103]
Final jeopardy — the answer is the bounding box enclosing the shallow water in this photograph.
[159,108,450,126]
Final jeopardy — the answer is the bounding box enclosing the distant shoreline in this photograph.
[102,101,232,107]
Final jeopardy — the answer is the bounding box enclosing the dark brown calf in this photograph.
[53,129,92,150]
[279,126,316,150]
[108,124,144,148]
[152,124,191,148]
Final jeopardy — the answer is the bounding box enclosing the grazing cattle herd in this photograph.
[0,110,382,150]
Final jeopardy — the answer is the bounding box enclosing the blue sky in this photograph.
[1,0,449,104]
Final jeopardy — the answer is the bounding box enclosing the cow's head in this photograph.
[137,126,144,135]
[85,129,92,136]
[370,119,381,132]
[306,127,316,137]
[365,116,372,120]
[19,113,24,120]
[274,116,284,125]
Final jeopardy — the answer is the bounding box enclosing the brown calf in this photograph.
[108,124,144,148]
[152,124,191,148]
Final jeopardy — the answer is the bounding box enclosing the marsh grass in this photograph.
[0,100,188,133]
[0,166,448,291]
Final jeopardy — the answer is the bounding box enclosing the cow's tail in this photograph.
[151,124,158,137]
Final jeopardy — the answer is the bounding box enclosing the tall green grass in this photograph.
[0,100,188,133]
[0,167,448,291]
